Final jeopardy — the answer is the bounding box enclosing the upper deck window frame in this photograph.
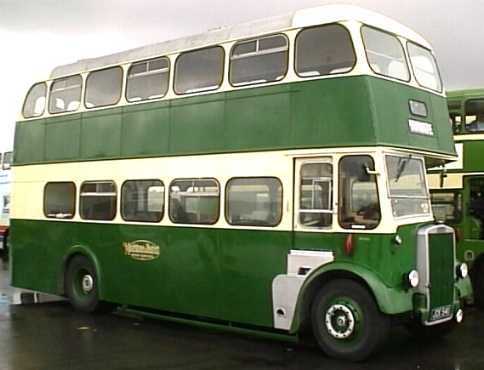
[126,56,171,103]
[84,66,124,109]
[360,25,411,83]
[406,41,443,93]
[294,23,357,79]
[22,82,47,119]
[174,45,225,95]
[229,33,290,87]
[48,74,83,115]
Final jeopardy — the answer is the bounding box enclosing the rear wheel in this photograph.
[65,255,112,313]
[311,279,390,362]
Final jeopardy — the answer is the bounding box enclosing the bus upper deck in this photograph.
[15,5,453,167]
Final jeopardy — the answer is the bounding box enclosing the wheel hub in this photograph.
[81,274,94,294]
[325,304,356,339]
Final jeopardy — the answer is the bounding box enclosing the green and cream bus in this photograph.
[11,5,471,361]
[429,89,484,307]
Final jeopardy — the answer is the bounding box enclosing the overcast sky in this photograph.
[0,0,479,152]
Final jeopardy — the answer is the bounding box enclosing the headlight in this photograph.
[457,263,468,279]
[407,270,420,288]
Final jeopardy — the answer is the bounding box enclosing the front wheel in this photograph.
[311,279,390,362]
[65,255,112,313]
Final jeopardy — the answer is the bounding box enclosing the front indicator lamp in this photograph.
[457,263,469,279]
[407,270,420,288]
[455,309,464,323]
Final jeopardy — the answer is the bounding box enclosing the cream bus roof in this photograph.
[50,5,431,79]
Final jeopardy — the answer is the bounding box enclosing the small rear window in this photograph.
[23,82,47,118]
[44,182,76,219]
[85,67,123,108]
[174,47,224,94]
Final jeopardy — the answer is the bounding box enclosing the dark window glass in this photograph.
[299,163,333,228]
[362,26,409,81]
[467,178,484,239]
[339,156,380,229]
[80,181,117,220]
[226,178,282,227]
[126,57,170,102]
[49,75,82,114]
[121,180,164,222]
[296,24,356,77]
[169,178,219,224]
[44,182,76,219]
[431,192,462,224]
[23,82,47,118]
[174,47,224,94]
[465,99,484,133]
[230,34,288,86]
[85,67,123,108]
[2,152,12,170]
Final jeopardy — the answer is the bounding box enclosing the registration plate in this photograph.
[430,305,452,322]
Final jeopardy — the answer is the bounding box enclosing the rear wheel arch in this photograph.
[59,247,104,298]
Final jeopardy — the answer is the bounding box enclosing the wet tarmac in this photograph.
[0,255,483,370]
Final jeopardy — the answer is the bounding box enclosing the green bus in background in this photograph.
[430,89,484,307]
[11,5,471,361]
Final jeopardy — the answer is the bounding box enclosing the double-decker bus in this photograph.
[0,151,12,254]
[11,5,471,361]
[429,89,484,307]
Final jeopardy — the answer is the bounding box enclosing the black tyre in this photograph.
[65,255,111,313]
[471,261,484,308]
[311,279,390,362]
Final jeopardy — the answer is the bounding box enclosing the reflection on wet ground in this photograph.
[0,255,483,370]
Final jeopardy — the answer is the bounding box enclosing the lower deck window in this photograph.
[169,178,219,224]
[80,181,117,221]
[121,180,164,222]
[226,177,282,227]
[44,182,76,219]
[339,156,381,229]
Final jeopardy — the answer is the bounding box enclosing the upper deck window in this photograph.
[230,34,288,86]
[295,24,356,77]
[174,47,224,95]
[362,26,409,82]
[464,99,484,133]
[407,42,442,92]
[49,75,82,114]
[22,82,47,118]
[85,67,123,108]
[126,57,170,102]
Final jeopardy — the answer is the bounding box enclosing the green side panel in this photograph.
[121,102,170,157]
[10,219,291,327]
[428,233,454,309]
[81,108,122,159]
[368,78,455,156]
[170,94,226,154]
[290,79,375,147]
[13,76,454,166]
[45,114,81,161]
[461,140,484,172]
[225,85,292,150]
[14,119,46,165]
